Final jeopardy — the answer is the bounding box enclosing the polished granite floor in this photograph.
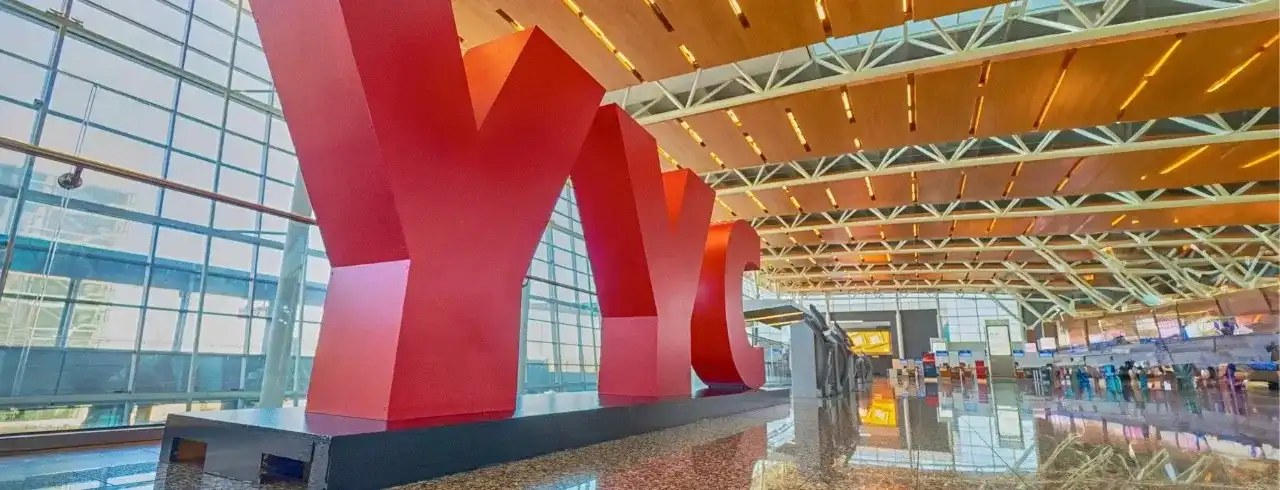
[2,379,1277,489]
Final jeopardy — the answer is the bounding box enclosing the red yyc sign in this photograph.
[253,0,764,421]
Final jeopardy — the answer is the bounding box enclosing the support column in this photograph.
[516,279,530,395]
[259,172,313,408]
[894,293,905,359]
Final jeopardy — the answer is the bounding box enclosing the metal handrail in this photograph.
[0,135,316,225]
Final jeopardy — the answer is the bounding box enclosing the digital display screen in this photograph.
[859,398,898,426]
[846,330,893,355]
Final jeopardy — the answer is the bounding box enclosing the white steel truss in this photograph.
[765,257,1239,280]
[751,183,1275,236]
[760,227,1276,264]
[763,226,1280,311]
[705,110,1275,194]
[612,0,1277,123]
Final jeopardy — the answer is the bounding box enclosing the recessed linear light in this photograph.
[677,118,705,146]
[744,134,766,162]
[815,0,831,36]
[745,190,769,213]
[906,74,917,132]
[562,0,642,80]
[1241,149,1280,169]
[864,176,876,201]
[494,9,524,31]
[715,197,737,217]
[785,109,811,151]
[1158,145,1209,175]
[1207,33,1280,93]
[657,147,682,170]
[782,185,804,213]
[968,95,985,136]
[841,87,856,123]
[678,44,699,68]
[825,187,839,207]
[956,172,967,199]
[727,0,751,28]
[1054,157,1084,194]
[1034,49,1076,130]
[909,171,918,202]
[709,152,725,169]
[726,109,743,127]
[1110,214,1126,227]
[1118,35,1184,119]
[643,0,675,32]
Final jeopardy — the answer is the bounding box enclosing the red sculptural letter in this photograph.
[693,221,766,389]
[254,0,767,420]
[253,0,604,420]
[572,107,714,397]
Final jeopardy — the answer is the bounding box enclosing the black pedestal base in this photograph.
[158,388,789,489]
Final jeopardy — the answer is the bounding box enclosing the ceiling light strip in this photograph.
[561,0,642,80]
[1241,149,1280,169]
[657,146,682,170]
[494,9,525,31]
[782,185,805,213]
[1033,49,1076,130]
[815,0,831,37]
[906,74,917,132]
[785,109,811,152]
[678,44,700,69]
[825,187,839,207]
[728,0,751,28]
[840,87,857,123]
[724,110,767,162]
[1117,34,1184,120]
[909,171,918,202]
[1206,33,1280,93]
[745,190,769,213]
[676,118,705,146]
[715,197,738,217]
[1158,145,1210,174]
[643,0,675,32]
[1053,157,1085,194]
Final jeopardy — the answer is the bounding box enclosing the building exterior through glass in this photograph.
[0,0,793,435]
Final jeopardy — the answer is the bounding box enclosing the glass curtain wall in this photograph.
[0,0,781,435]
[0,0,610,434]
[810,292,1026,344]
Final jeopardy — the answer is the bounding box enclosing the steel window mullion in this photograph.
[0,0,281,119]
[185,0,245,395]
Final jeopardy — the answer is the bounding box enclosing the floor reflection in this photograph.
[2,380,1277,489]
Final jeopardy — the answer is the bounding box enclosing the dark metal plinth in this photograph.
[158,388,790,489]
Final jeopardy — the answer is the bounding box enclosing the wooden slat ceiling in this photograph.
[451,1,1279,297]
[657,19,1280,171]
[453,0,1009,89]
[757,200,1280,247]
[713,139,1280,220]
